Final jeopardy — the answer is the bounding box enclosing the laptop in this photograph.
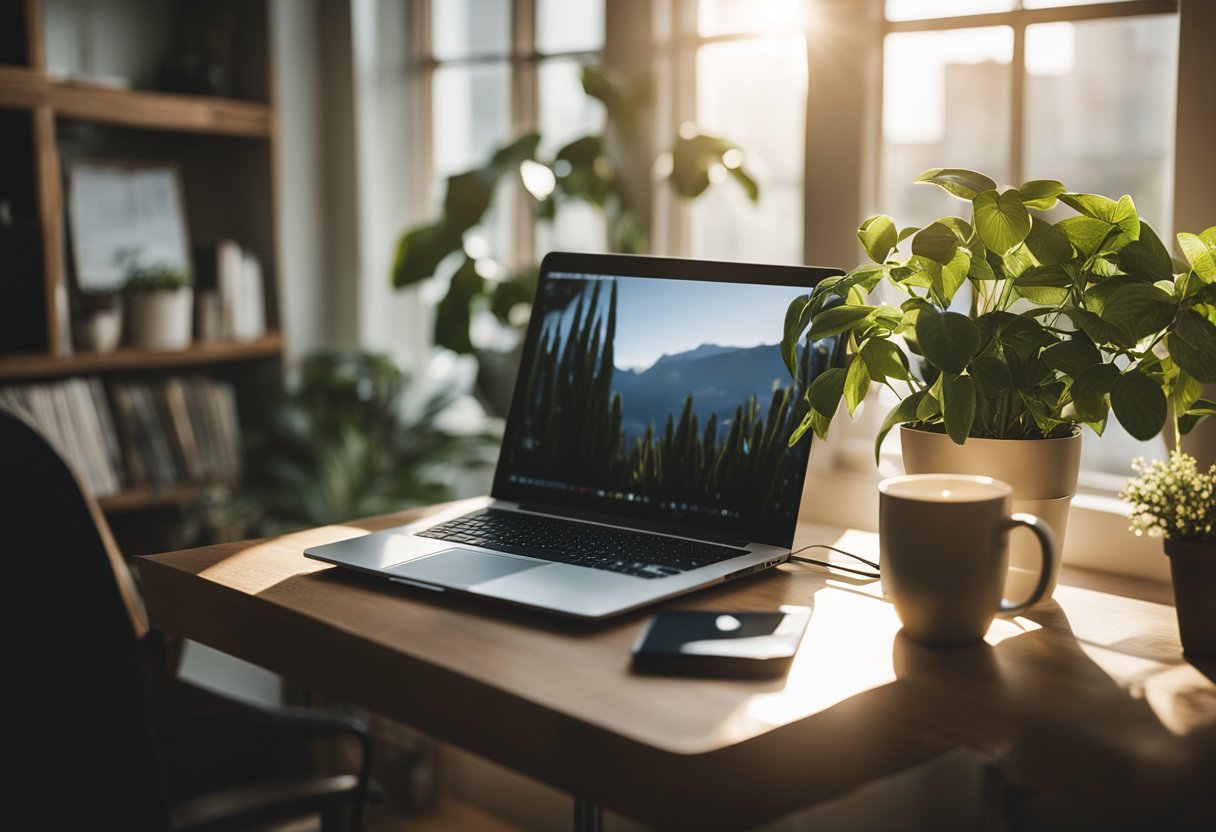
[305,252,844,619]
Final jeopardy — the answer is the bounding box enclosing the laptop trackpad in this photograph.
[384,548,543,589]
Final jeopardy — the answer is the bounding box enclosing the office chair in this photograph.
[4,407,374,831]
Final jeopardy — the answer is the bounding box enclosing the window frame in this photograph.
[407,0,605,271]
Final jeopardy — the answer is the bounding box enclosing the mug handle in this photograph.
[997,512,1057,615]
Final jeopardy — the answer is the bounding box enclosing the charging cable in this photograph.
[787,543,880,579]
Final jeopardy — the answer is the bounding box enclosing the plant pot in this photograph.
[1164,539,1216,659]
[126,287,194,351]
[900,426,1082,601]
[73,294,123,354]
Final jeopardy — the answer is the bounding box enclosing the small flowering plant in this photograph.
[1120,451,1216,544]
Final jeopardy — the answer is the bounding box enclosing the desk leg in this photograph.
[574,798,604,832]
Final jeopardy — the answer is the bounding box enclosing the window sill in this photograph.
[799,439,1171,584]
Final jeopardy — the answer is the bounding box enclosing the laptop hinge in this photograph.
[514,502,753,547]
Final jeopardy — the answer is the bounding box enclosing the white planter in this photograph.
[900,426,1082,601]
[126,288,194,351]
[75,305,123,354]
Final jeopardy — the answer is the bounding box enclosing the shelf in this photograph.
[97,481,228,514]
[0,334,283,381]
[0,68,272,138]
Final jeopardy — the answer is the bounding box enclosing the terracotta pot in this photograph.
[1164,539,1216,659]
[900,426,1082,601]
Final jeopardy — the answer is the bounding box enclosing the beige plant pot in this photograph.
[126,288,194,351]
[900,426,1082,601]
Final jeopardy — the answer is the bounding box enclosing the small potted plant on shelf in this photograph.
[72,287,124,354]
[1121,451,1216,658]
[123,262,194,351]
[783,168,1216,598]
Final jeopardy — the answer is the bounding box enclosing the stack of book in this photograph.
[0,376,241,497]
[110,377,241,490]
[194,240,266,342]
[0,378,123,496]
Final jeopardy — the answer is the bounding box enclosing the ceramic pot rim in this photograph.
[899,425,1082,444]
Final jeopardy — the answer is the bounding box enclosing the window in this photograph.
[655,0,809,264]
[417,0,606,275]
[879,0,1181,486]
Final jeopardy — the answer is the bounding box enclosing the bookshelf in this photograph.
[0,0,282,547]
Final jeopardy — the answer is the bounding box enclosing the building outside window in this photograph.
[878,0,1180,486]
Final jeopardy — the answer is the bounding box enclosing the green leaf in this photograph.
[860,339,910,381]
[1042,339,1101,377]
[915,168,997,200]
[999,314,1056,357]
[942,374,976,444]
[858,215,898,262]
[807,304,874,340]
[917,390,942,421]
[973,189,1033,255]
[434,258,485,354]
[843,355,871,416]
[1117,222,1173,283]
[916,307,981,374]
[391,222,459,288]
[808,366,848,417]
[1023,217,1074,265]
[1071,363,1120,399]
[970,354,1013,389]
[1060,192,1140,239]
[968,253,997,281]
[1066,307,1135,348]
[1185,398,1216,417]
[1178,232,1216,280]
[1169,309,1216,383]
[1014,265,1072,305]
[1110,370,1167,441]
[938,248,971,306]
[911,221,960,265]
[1172,369,1203,414]
[1057,216,1116,260]
[873,390,928,464]
[1100,283,1176,341]
[1017,180,1065,211]
[782,295,814,376]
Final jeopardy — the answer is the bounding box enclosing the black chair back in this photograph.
[6,408,170,831]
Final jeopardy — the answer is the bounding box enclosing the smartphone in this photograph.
[630,605,811,679]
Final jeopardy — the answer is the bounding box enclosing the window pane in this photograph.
[538,58,606,158]
[537,0,605,54]
[885,0,1013,22]
[432,63,514,262]
[698,0,806,37]
[1024,16,1178,233]
[1023,15,1179,477]
[432,0,510,60]
[689,35,806,265]
[880,27,1012,229]
[536,58,608,254]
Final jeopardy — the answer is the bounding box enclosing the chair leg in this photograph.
[574,798,603,832]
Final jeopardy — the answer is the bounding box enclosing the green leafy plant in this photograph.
[204,350,496,537]
[122,263,191,294]
[391,65,759,356]
[1121,451,1216,544]
[782,168,1216,461]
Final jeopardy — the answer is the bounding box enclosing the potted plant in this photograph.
[73,288,123,354]
[1121,451,1216,658]
[123,263,193,351]
[783,168,1216,598]
[391,65,759,416]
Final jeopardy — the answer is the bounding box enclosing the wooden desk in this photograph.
[138,498,1216,830]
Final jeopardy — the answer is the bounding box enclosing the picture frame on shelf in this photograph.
[66,159,192,293]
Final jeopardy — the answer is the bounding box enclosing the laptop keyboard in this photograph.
[417,509,748,579]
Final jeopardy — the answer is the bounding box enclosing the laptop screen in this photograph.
[493,253,843,548]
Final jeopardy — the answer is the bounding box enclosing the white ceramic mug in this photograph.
[879,474,1057,645]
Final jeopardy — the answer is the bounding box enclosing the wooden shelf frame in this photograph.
[0,67,273,138]
[0,334,283,381]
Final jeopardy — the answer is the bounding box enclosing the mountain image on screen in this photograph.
[504,275,832,530]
